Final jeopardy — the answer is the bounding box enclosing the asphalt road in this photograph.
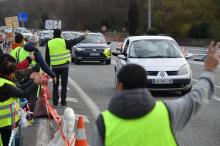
[22,46,220,146]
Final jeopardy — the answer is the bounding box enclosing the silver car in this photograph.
[114,36,192,94]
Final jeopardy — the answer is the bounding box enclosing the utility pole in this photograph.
[148,0,152,30]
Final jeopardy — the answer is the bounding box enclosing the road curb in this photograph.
[36,119,50,146]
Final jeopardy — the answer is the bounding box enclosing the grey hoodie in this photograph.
[92,70,215,146]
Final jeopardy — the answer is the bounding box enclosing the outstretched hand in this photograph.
[204,41,220,72]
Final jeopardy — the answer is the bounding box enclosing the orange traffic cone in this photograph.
[75,116,88,146]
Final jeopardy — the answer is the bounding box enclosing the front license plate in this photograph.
[153,79,173,84]
[90,53,100,56]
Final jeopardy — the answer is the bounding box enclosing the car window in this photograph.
[80,34,106,43]
[129,39,183,58]
[62,32,77,40]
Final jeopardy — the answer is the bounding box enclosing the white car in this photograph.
[21,29,33,39]
[114,36,192,94]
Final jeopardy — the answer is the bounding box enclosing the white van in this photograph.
[114,36,192,94]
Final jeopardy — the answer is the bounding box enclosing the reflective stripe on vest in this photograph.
[48,38,71,66]
[102,101,177,146]
[0,78,20,128]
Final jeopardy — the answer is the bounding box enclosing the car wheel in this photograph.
[75,59,80,65]
[181,86,192,95]
[106,59,111,65]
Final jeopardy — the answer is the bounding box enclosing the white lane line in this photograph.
[58,97,79,103]
[68,77,101,119]
[36,119,50,146]
[66,97,78,103]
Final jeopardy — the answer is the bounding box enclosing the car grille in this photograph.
[166,71,178,76]
[83,48,104,53]
[147,71,178,76]
[147,71,158,76]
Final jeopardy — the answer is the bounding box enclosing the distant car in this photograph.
[114,36,192,95]
[15,27,27,34]
[72,32,111,64]
[193,50,207,61]
[4,27,13,33]
[61,31,78,40]
[39,30,53,46]
[21,29,33,40]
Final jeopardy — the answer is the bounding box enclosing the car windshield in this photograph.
[62,32,77,40]
[129,39,183,58]
[80,34,106,43]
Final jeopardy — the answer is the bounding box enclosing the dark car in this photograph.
[72,32,111,64]
[39,30,53,46]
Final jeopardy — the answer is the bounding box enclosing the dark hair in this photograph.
[53,29,61,38]
[15,33,24,43]
[117,64,147,89]
[0,54,17,75]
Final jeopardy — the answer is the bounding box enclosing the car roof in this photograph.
[78,32,103,35]
[126,35,175,42]
[62,31,78,33]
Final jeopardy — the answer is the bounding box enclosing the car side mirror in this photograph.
[112,51,120,56]
[107,41,112,45]
[118,54,127,60]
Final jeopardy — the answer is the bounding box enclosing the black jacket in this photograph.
[45,36,85,67]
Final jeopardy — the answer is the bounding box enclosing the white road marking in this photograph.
[66,97,78,103]
[58,97,79,103]
[68,77,101,119]
[36,119,50,146]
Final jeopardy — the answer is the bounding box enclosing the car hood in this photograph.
[77,43,109,48]
[127,58,188,71]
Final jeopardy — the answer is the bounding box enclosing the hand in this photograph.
[30,72,37,79]
[204,41,220,72]
[82,30,89,38]
[29,53,35,60]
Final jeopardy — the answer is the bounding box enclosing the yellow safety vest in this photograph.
[48,38,71,66]
[102,101,177,146]
[10,47,36,65]
[0,78,20,128]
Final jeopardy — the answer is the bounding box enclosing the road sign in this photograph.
[5,16,19,28]
[45,20,62,30]
[18,12,28,23]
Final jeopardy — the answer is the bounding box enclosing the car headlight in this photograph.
[178,64,191,75]
[76,48,85,51]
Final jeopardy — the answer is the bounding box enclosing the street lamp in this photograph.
[148,0,152,30]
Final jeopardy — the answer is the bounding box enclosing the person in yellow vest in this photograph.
[0,54,43,146]
[45,29,87,107]
[92,42,220,146]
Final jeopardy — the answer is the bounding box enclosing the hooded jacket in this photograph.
[93,70,215,146]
